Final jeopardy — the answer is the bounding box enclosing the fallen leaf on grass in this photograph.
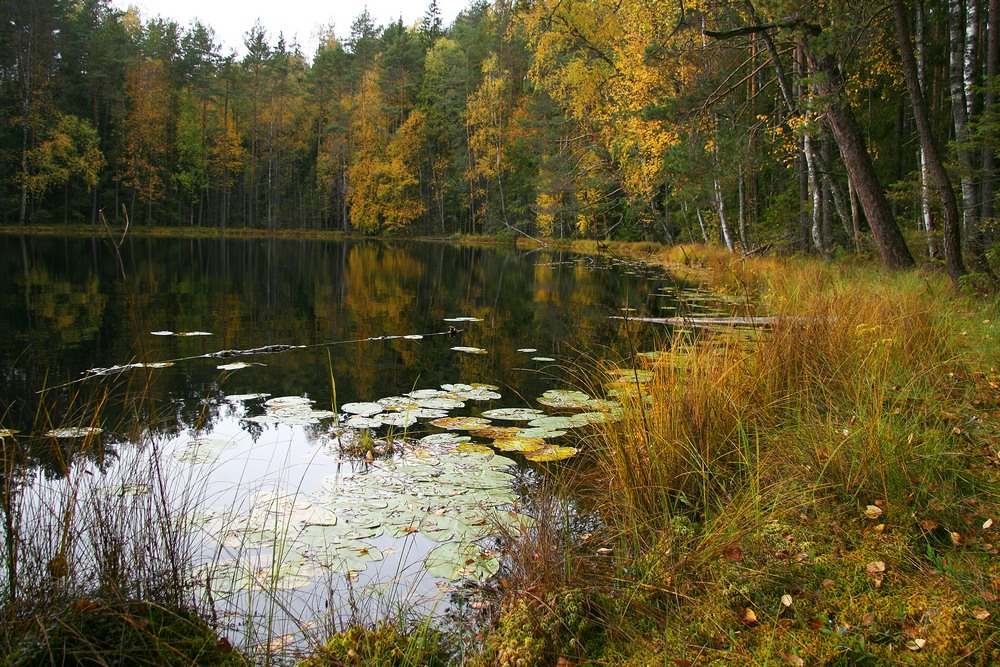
[972,608,991,620]
[781,652,804,667]
[781,594,794,608]
[906,638,927,651]
[742,608,758,624]
[864,505,883,519]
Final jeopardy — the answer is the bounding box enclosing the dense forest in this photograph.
[2,0,999,278]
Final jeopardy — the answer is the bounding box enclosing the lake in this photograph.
[0,235,724,658]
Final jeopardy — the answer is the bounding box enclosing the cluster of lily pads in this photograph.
[189,437,534,593]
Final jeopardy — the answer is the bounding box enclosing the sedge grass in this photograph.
[480,253,1000,665]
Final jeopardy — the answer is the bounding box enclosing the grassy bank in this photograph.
[461,248,1000,666]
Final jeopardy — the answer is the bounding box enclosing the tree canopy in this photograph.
[2,0,998,278]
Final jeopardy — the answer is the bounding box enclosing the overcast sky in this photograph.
[111,0,469,59]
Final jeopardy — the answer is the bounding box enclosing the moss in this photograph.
[5,599,245,666]
[297,624,452,667]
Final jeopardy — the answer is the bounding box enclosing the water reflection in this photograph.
[0,234,702,656]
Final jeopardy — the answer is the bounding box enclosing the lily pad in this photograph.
[403,335,424,340]
[265,396,314,408]
[523,445,579,462]
[419,433,472,447]
[173,436,239,464]
[516,348,538,353]
[425,542,500,581]
[537,389,594,409]
[177,331,213,337]
[531,357,556,362]
[492,436,547,453]
[470,426,523,440]
[342,402,384,416]
[441,384,502,400]
[45,427,102,438]
[443,317,483,322]
[452,346,488,355]
[430,416,492,431]
[226,393,271,402]
[480,407,546,421]
[217,362,258,371]
[150,330,174,336]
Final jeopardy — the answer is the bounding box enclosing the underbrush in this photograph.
[476,252,1000,665]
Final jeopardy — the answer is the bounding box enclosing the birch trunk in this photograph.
[916,0,939,258]
[894,0,965,285]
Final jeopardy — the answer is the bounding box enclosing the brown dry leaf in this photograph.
[906,638,927,651]
[596,547,613,555]
[780,652,804,666]
[972,608,991,620]
[866,561,887,574]
[861,613,874,626]
[950,531,962,546]
[864,505,883,519]
[781,594,794,608]
[743,608,758,624]
[806,617,825,630]
[723,546,744,562]
[821,579,835,588]
[919,519,939,532]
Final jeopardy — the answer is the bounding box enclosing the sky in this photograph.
[111,0,470,59]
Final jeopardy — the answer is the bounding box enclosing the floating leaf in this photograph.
[518,427,567,439]
[176,331,213,337]
[523,445,578,462]
[480,408,546,421]
[403,335,424,340]
[173,436,239,464]
[443,317,483,322]
[100,483,150,496]
[517,348,538,353]
[413,397,465,410]
[419,433,472,446]
[452,346,487,355]
[430,416,492,431]
[217,362,257,371]
[493,436,547,453]
[226,393,271,402]
[379,412,418,428]
[425,542,499,581]
[266,396,314,408]
[45,427,102,438]
[470,426,523,440]
[537,389,594,409]
[441,383,502,400]
[531,357,556,362]
[138,361,174,369]
[150,330,173,336]
[456,443,494,455]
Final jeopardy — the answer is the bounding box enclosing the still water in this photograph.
[0,235,720,656]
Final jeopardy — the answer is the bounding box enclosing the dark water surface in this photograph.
[2,236,687,432]
[1,235,716,656]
